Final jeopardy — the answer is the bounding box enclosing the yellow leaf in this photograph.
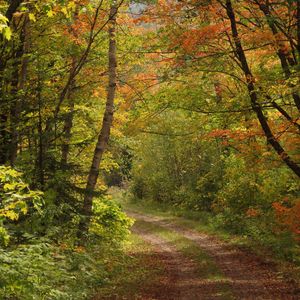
[68,2,76,10]
[2,27,11,40]
[47,10,55,17]
[29,13,36,22]
[61,7,68,16]
[1,210,19,220]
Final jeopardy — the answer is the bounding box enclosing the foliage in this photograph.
[0,242,111,300]
[123,0,300,263]
[0,165,132,299]
[0,166,43,246]
[0,13,11,40]
[129,110,300,261]
[90,197,134,244]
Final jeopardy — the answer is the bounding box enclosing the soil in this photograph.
[127,211,300,300]
[132,222,229,300]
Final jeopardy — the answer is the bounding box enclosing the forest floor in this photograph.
[127,211,299,299]
[94,194,300,299]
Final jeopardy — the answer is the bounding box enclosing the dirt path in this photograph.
[128,211,299,300]
[132,222,230,300]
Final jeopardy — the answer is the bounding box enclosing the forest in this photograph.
[0,0,299,299]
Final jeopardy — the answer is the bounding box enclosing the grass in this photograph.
[94,189,234,299]
[113,188,231,239]
[135,219,234,300]
[110,187,300,284]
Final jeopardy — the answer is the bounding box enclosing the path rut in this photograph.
[133,222,229,300]
[128,211,299,300]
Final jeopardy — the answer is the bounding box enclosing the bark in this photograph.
[260,88,300,132]
[0,6,27,165]
[60,9,79,167]
[271,101,300,132]
[60,90,75,166]
[78,3,118,241]
[0,1,23,164]
[0,114,8,164]
[297,0,300,56]
[5,0,23,23]
[9,15,29,165]
[37,83,44,188]
[254,0,300,111]
[225,0,300,178]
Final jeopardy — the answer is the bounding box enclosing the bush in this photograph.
[0,242,111,300]
[0,166,133,299]
[90,196,134,244]
[0,166,43,246]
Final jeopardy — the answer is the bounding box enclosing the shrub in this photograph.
[0,166,43,246]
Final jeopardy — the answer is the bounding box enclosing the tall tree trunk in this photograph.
[60,8,80,167]
[297,0,300,56]
[36,59,45,189]
[225,0,300,178]
[0,114,8,164]
[78,3,118,241]
[9,15,29,165]
[0,0,24,164]
[60,57,77,167]
[254,0,300,111]
[60,92,75,166]
[5,0,23,23]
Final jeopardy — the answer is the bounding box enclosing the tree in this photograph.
[224,0,300,177]
[78,2,119,240]
[132,0,300,177]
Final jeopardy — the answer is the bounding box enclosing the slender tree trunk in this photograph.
[9,15,29,165]
[38,96,44,188]
[36,59,45,188]
[225,0,300,178]
[60,60,76,166]
[0,115,8,164]
[255,0,300,111]
[271,101,300,131]
[60,92,75,166]
[0,0,24,164]
[60,8,80,167]
[259,88,300,132]
[5,0,23,22]
[297,0,300,56]
[78,3,118,241]
[0,43,9,164]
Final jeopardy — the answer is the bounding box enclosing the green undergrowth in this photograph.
[0,242,122,300]
[1,227,163,300]
[135,219,234,299]
[0,166,136,300]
